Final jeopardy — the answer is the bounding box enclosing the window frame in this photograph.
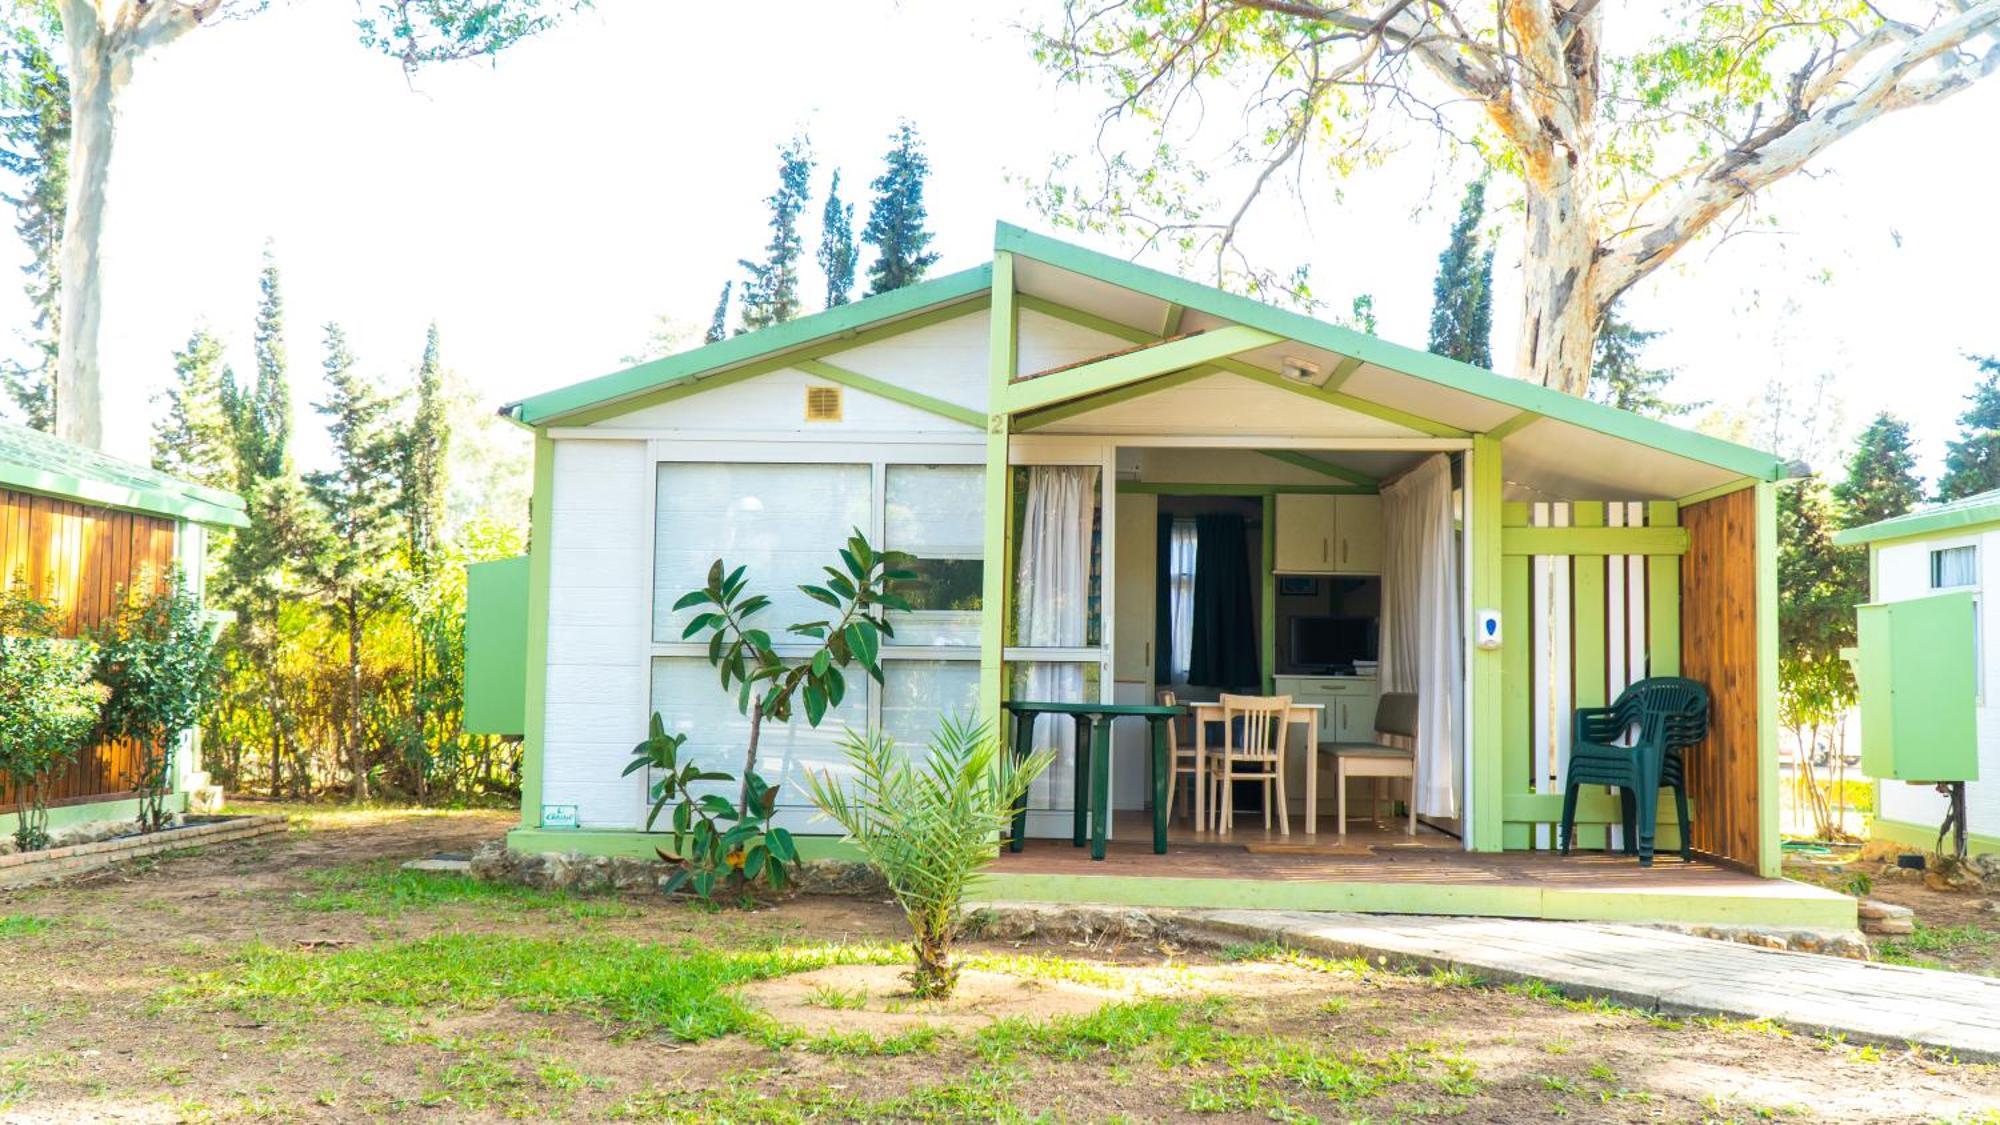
[643,439,988,746]
[1930,542,1979,591]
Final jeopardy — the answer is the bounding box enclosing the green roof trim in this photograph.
[506,265,994,425]
[1833,489,2000,547]
[0,421,248,528]
[992,223,1788,482]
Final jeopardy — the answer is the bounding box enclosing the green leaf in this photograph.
[744,846,766,880]
[663,869,692,896]
[672,589,711,611]
[768,827,797,863]
[802,681,827,726]
[744,629,772,651]
[839,548,864,580]
[811,649,830,677]
[722,564,748,600]
[801,584,840,608]
[681,613,717,639]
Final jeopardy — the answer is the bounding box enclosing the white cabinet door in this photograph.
[1273,493,1338,573]
[1334,495,1383,574]
[1113,493,1157,682]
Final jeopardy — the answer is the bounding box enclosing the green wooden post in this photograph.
[1470,435,1505,851]
[1500,502,1532,852]
[1568,502,1607,851]
[979,252,1017,728]
[519,432,555,830]
[1754,481,1782,877]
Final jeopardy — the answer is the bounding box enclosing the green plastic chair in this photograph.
[1559,677,1710,866]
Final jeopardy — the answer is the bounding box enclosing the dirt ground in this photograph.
[0,805,1995,1123]
[1786,846,2000,976]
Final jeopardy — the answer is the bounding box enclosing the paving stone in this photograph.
[1181,908,2000,1061]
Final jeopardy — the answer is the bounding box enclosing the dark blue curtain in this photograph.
[1188,512,1258,689]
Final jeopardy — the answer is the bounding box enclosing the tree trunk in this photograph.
[54,1,206,456]
[1514,173,1602,396]
[348,596,367,801]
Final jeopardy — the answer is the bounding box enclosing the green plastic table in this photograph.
[1001,700,1186,861]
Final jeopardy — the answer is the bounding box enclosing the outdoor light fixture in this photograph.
[1280,356,1328,387]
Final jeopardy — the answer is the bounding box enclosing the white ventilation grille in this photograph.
[804,384,843,422]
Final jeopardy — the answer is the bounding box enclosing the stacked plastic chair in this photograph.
[1558,677,1710,866]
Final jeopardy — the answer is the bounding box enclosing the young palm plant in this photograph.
[805,716,1053,1000]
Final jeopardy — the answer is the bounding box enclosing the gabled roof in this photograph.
[504,265,993,425]
[993,224,1786,484]
[0,421,249,529]
[501,223,1788,490]
[1834,489,2000,547]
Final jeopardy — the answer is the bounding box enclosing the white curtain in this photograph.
[1015,466,1099,809]
[1380,454,1461,818]
[1168,518,1198,681]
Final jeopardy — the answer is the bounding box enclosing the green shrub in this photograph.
[806,716,1053,1000]
[93,572,222,833]
[0,582,103,851]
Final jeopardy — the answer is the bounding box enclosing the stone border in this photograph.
[0,815,288,890]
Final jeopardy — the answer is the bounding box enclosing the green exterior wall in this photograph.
[463,556,530,736]
[1872,816,2000,859]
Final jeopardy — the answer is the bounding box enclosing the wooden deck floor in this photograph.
[981,813,1853,927]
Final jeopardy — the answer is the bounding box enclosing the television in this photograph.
[1290,615,1378,670]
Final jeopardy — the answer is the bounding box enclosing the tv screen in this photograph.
[1291,615,1377,668]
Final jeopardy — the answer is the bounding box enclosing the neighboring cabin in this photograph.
[0,421,247,840]
[1837,493,2000,858]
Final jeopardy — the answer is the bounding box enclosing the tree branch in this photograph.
[1594,0,2000,307]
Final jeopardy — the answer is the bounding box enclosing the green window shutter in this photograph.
[1856,591,1979,782]
[463,556,531,737]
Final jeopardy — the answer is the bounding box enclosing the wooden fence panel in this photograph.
[0,487,177,810]
[1678,487,1763,871]
[1500,500,1691,850]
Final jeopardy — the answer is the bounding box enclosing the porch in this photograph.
[981,813,1854,928]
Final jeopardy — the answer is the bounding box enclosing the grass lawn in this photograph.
[0,806,1995,1123]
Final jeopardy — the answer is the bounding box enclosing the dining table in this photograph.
[1183,700,1326,835]
[1001,699,1186,861]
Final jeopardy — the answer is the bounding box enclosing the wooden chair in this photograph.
[1216,694,1291,836]
[1157,690,1202,822]
[1323,692,1418,837]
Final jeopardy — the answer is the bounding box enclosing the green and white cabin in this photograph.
[469,224,1840,926]
[1836,493,1999,859]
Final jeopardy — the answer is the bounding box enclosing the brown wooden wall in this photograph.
[0,487,178,810]
[1679,487,1762,871]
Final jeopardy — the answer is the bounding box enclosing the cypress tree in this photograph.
[1587,306,1694,418]
[1426,178,1492,367]
[153,326,238,491]
[402,323,448,576]
[1832,413,1924,528]
[818,170,857,309]
[0,2,67,432]
[861,121,941,296]
[738,138,813,332]
[237,243,293,483]
[705,282,731,344]
[1937,356,2000,502]
[304,323,405,801]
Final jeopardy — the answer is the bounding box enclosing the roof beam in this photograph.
[794,359,984,428]
[999,325,1282,415]
[1012,366,1219,431]
[1324,355,1365,392]
[1485,411,1542,441]
[1160,303,1184,337]
[1258,450,1378,487]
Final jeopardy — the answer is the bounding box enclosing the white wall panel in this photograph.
[822,311,990,410]
[541,438,652,828]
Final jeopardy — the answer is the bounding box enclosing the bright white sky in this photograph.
[3,0,1996,482]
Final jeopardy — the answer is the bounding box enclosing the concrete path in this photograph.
[1188,909,2000,1061]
